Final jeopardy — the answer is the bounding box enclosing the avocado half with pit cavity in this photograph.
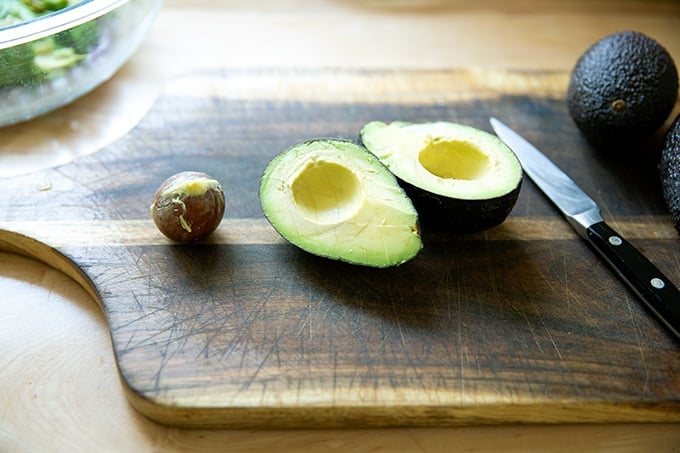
[259,138,422,267]
[361,121,523,232]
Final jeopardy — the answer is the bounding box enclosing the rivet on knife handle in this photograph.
[489,117,680,341]
[587,221,680,339]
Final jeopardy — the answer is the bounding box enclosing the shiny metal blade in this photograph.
[489,117,603,237]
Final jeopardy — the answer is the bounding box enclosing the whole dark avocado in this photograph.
[567,31,678,150]
[659,114,680,235]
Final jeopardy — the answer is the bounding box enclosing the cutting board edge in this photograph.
[3,68,679,429]
[0,228,101,304]
[123,386,680,429]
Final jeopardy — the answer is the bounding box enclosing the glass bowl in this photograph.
[0,0,162,127]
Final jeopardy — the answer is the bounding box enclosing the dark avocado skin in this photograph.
[659,114,680,235]
[399,178,523,233]
[567,31,678,150]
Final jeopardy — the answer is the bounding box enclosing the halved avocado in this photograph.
[361,121,523,232]
[259,139,422,267]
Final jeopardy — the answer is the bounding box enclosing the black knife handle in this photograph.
[586,221,680,340]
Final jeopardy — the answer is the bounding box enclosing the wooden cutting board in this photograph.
[1,69,679,428]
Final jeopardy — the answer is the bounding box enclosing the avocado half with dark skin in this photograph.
[567,31,678,150]
[360,121,523,233]
[659,114,680,235]
[259,138,422,267]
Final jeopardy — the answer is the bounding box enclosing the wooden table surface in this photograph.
[1,1,679,451]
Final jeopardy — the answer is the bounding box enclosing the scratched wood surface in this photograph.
[0,69,679,428]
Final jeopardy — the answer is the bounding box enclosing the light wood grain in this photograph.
[2,0,680,450]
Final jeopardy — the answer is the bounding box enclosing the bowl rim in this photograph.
[0,0,130,50]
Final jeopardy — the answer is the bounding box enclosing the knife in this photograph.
[489,117,680,340]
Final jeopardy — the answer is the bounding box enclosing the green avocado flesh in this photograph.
[361,121,523,232]
[259,139,422,267]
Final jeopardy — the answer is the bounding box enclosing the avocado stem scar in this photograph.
[611,99,627,113]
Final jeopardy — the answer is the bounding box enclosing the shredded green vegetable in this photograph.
[0,0,98,86]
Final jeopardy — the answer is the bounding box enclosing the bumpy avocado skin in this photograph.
[659,115,680,235]
[398,180,521,233]
[567,31,678,150]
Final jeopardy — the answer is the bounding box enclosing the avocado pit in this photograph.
[150,171,225,242]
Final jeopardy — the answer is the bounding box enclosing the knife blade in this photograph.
[489,117,680,340]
